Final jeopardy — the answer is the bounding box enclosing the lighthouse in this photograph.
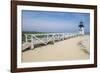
[78,21,85,35]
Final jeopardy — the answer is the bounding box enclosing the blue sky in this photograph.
[22,10,90,33]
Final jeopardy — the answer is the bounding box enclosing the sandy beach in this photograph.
[22,35,90,62]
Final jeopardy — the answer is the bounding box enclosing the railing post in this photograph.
[31,35,34,49]
[52,34,55,44]
[25,34,28,42]
[58,33,61,40]
[63,33,65,40]
[60,34,61,40]
[58,34,60,40]
[46,34,48,44]
[59,34,60,40]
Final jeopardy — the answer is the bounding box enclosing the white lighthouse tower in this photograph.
[78,21,85,35]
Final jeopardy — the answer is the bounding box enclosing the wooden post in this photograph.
[63,33,65,40]
[52,34,55,44]
[58,34,60,40]
[31,35,34,50]
[25,34,28,42]
[58,34,61,40]
[60,34,61,40]
[46,34,48,44]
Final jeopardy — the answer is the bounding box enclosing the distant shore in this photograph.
[22,35,90,62]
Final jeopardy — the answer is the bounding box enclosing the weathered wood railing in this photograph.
[22,33,80,51]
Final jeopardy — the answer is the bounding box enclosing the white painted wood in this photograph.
[22,33,81,51]
[31,35,34,49]
[52,34,55,44]
[22,42,31,51]
[24,34,28,42]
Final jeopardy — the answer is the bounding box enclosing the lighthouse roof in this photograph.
[79,21,84,27]
[79,24,84,27]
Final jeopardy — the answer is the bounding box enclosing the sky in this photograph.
[22,10,90,33]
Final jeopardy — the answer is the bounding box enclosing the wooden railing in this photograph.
[22,33,81,51]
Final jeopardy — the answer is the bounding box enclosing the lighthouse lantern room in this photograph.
[79,21,85,35]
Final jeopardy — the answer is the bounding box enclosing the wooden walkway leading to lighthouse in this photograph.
[22,33,81,51]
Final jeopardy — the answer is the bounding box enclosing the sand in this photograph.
[22,35,90,62]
